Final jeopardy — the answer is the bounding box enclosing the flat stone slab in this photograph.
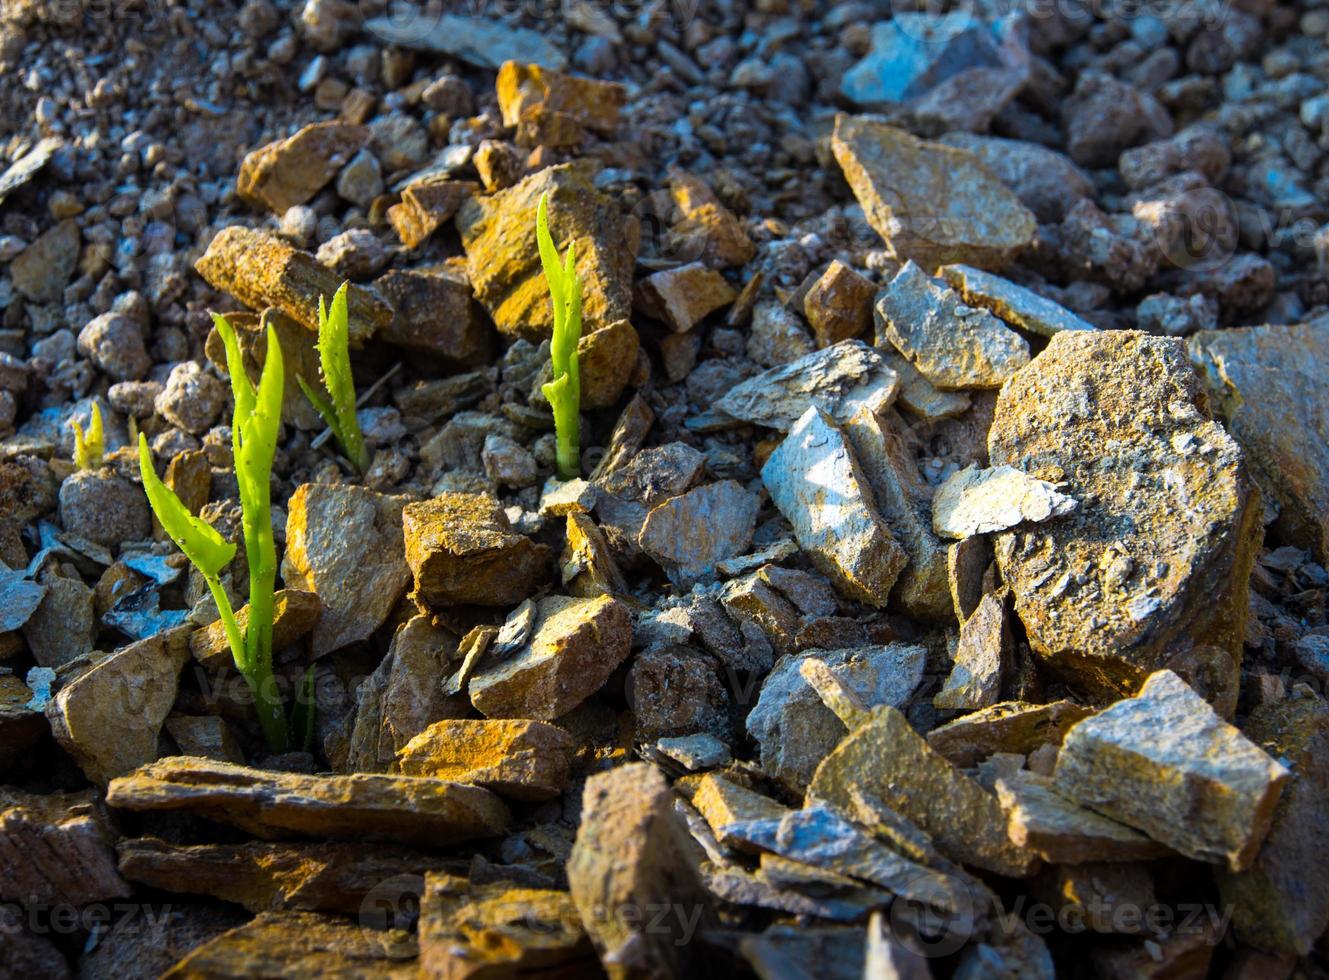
[989,331,1261,696]
[876,262,1030,390]
[932,464,1078,540]
[1053,671,1289,871]
[832,115,1036,271]
[1190,319,1329,563]
[940,264,1096,337]
[926,699,1093,768]
[106,756,510,847]
[762,407,908,607]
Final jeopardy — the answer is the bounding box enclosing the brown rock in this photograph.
[47,625,193,785]
[995,770,1173,864]
[635,262,737,333]
[160,910,418,979]
[419,875,594,979]
[1053,670,1289,871]
[665,169,755,269]
[808,705,1039,878]
[282,484,410,656]
[562,510,628,598]
[10,219,80,303]
[0,675,46,773]
[473,138,525,192]
[117,836,451,914]
[237,122,368,214]
[72,900,244,980]
[205,308,325,430]
[387,177,478,250]
[165,715,245,763]
[627,644,731,743]
[568,763,714,979]
[934,590,1010,711]
[578,317,640,409]
[375,264,494,366]
[926,699,1093,768]
[0,788,130,906]
[396,718,574,801]
[803,260,876,347]
[23,570,94,668]
[457,163,635,341]
[832,115,1036,271]
[106,756,510,846]
[195,226,392,345]
[1031,862,1158,934]
[496,60,626,134]
[345,613,467,773]
[165,448,212,515]
[402,492,550,607]
[989,331,1260,697]
[190,589,321,671]
[469,594,631,720]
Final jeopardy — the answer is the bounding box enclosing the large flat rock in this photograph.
[988,331,1261,697]
[106,756,510,847]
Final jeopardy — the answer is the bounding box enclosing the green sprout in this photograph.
[298,282,369,474]
[70,402,104,471]
[537,191,583,480]
[139,316,309,753]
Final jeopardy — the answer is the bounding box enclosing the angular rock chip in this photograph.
[117,837,453,914]
[635,262,736,333]
[1053,670,1289,871]
[196,227,390,344]
[940,264,1096,337]
[165,715,245,763]
[0,788,130,906]
[832,115,1036,271]
[995,771,1173,864]
[419,874,594,979]
[345,614,467,773]
[934,590,1010,711]
[803,260,876,347]
[0,137,61,206]
[926,699,1093,768]
[809,706,1039,878]
[457,163,634,340]
[875,262,1030,390]
[403,492,550,607]
[989,331,1260,695]
[0,562,45,632]
[497,60,625,135]
[387,176,478,250]
[282,484,410,656]
[567,763,714,979]
[366,11,566,69]
[1215,692,1329,955]
[374,265,493,366]
[237,122,368,214]
[395,718,574,801]
[762,407,909,606]
[940,133,1093,224]
[161,910,418,979]
[879,348,972,420]
[932,464,1078,540]
[747,644,925,792]
[577,317,641,409]
[709,340,899,432]
[22,571,94,668]
[47,625,192,785]
[686,771,792,852]
[10,219,80,303]
[1190,319,1329,563]
[665,169,755,269]
[468,594,631,720]
[190,589,320,672]
[106,756,510,847]
[638,480,760,585]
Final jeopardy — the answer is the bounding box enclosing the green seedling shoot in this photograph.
[70,402,104,471]
[537,191,583,480]
[298,282,369,474]
[139,316,309,752]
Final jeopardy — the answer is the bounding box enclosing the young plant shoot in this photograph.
[70,402,104,471]
[298,282,369,474]
[139,316,301,752]
[537,191,583,480]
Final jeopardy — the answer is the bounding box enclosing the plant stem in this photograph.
[553,399,580,480]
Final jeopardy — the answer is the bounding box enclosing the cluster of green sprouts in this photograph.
[139,317,312,752]
[70,402,105,471]
[537,192,583,480]
[298,282,368,474]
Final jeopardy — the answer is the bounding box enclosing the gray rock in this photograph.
[1062,69,1173,168]
[23,571,95,668]
[155,362,227,435]
[58,470,151,548]
[939,133,1093,224]
[627,644,731,742]
[335,148,383,208]
[708,340,900,432]
[366,12,566,70]
[932,464,1078,539]
[0,563,46,632]
[315,228,390,280]
[762,407,907,606]
[77,313,151,381]
[877,349,971,420]
[939,265,1096,337]
[876,262,1030,390]
[746,299,815,368]
[638,480,761,586]
[747,643,925,792]
[1054,670,1289,871]
[934,591,1010,711]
